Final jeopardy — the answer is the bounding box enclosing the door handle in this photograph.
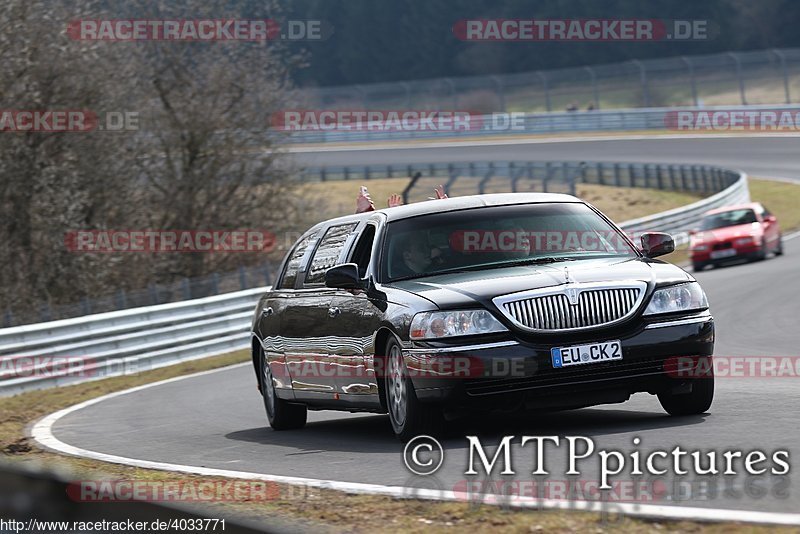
[261,307,273,317]
[327,307,341,318]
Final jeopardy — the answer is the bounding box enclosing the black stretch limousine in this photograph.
[251,193,714,440]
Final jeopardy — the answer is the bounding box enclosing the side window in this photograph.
[350,224,377,278]
[305,223,357,286]
[277,232,317,289]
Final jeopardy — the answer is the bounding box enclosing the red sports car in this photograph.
[689,202,783,271]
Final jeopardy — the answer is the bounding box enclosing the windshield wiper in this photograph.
[500,256,578,268]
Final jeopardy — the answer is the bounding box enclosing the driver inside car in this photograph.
[391,232,443,278]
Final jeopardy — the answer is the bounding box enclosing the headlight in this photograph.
[734,237,756,246]
[691,244,708,251]
[644,282,709,316]
[409,310,508,340]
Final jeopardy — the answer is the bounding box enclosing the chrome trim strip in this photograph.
[404,340,519,354]
[644,312,713,329]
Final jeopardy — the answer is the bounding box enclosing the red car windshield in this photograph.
[700,209,758,230]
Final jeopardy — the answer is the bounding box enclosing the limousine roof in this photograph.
[320,192,583,227]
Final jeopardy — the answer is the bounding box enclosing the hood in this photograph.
[694,223,761,243]
[387,256,691,310]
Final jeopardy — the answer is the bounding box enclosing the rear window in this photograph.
[304,223,357,285]
[276,232,318,289]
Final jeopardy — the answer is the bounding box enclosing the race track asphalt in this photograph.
[288,135,800,182]
[45,237,800,516]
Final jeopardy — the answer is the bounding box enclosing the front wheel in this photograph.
[260,351,307,430]
[658,364,714,416]
[775,235,784,256]
[385,338,442,441]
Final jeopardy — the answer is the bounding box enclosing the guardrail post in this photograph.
[702,167,712,192]
[627,164,635,187]
[491,75,506,112]
[691,166,700,192]
[40,303,52,322]
[401,171,423,204]
[538,72,551,111]
[773,49,791,103]
[631,60,649,107]
[263,263,272,285]
[343,167,350,181]
[680,166,688,191]
[585,66,599,110]
[148,284,159,305]
[479,163,495,194]
[728,52,747,105]
[614,163,621,187]
[656,166,664,190]
[365,167,370,180]
[237,268,245,290]
[596,162,604,185]
[80,296,91,315]
[680,56,699,106]
[643,165,650,188]
[668,166,677,190]
[115,290,127,309]
[320,168,326,182]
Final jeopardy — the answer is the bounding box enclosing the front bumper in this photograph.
[691,242,761,263]
[402,312,714,411]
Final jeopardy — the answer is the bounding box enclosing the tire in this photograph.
[755,240,768,261]
[384,338,443,441]
[775,235,784,256]
[692,262,705,272]
[260,350,307,430]
[658,360,714,416]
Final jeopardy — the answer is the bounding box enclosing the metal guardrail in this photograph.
[301,161,740,205]
[283,103,800,144]
[0,288,267,396]
[0,166,748,396]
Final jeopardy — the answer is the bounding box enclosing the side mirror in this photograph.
[688,229,698,236]
[641,232,675,258]
[325,263,363,289]
[765,215,777,223]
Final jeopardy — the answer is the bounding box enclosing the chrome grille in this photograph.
[497,286,643,331]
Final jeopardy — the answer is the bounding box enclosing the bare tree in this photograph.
[0,0,299,324]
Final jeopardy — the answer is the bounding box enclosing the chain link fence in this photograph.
[292,48,800,113]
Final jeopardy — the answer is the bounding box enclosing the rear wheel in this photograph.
[658,361,714,416]
[260,351,307,430]
[385,338,442,441]
[775,235,784,256]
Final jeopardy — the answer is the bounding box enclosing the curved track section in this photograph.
[35,236,800,523]
[289,135,800,182]
[34,135,800,523]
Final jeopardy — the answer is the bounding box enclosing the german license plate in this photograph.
[551,340,622,368]
[710,248,736,259]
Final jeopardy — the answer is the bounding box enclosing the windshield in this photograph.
[382,202,638,281]
[700,209,758,230]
